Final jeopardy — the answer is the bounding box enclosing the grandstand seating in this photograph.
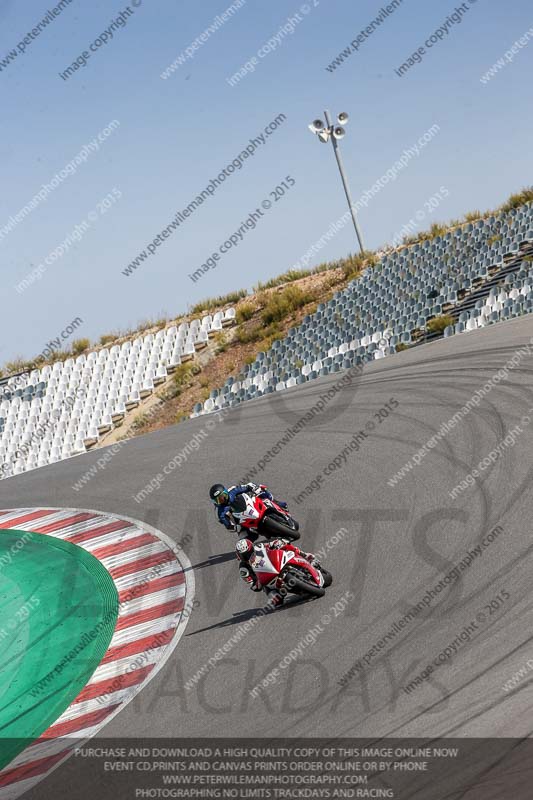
[0,308,235,479]
[2,202,533,477]
[192,203,533,417]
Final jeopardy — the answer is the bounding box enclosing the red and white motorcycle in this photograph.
[228,492,300,542]
[250,541,332,600]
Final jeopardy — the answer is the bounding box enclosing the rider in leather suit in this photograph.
[209,481,288,535]
[236,538,320,607]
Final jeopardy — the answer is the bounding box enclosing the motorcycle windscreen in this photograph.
[230,494,247,512]
[263,548,293,573]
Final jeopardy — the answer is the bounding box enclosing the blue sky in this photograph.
[1,0,532,362]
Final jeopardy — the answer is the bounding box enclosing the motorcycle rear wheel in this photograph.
[261,514,300,542]
[283,566,325,598]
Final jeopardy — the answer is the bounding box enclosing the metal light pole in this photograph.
[308,109,365,255]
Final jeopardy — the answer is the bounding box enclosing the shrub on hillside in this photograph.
[4,358,32,375]
[260,328,284,351]
[499,187,533,212]
[72,338,90,355]
[191,289,247,315]
[340,251,378,280]
[213,331,228,353]
[235,325,263,344]
[402,223,449,247]
[132,412,149,430]
[261,285,318,324]
[100,333,115,346]
[173,363,197,390]
[49,350,70,363]
[235,302,255,324]
[428,222,448,238]
[255,268,313,290]
[135,319,155,333]
[426,314,455,334]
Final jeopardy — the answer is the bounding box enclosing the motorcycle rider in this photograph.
[209,482,288,534]
[235,537,322,607]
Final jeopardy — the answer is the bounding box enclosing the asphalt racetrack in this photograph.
[2,315,533,750]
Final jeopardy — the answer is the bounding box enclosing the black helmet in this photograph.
[210,483,229,506]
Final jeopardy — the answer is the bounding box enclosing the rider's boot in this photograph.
[264,586,285,608]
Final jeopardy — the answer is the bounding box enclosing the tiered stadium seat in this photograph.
[193,203,533,417]
[0,308,236,479]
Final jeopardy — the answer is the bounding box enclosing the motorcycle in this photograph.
[228,492,300,542]
[249,541,332,600]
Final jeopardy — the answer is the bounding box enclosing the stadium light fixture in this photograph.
[308,109,365,254]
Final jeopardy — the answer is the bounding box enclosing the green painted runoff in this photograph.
[0,529,118,771]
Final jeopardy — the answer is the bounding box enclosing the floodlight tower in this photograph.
[308,110,365,254]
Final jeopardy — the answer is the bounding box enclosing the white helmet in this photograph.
[235,538,254,560]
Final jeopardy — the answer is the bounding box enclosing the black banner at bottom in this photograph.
[2,738,533,800]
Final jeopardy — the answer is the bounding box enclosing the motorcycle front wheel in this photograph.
[319,567,333,587]
[283,566,325,598]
